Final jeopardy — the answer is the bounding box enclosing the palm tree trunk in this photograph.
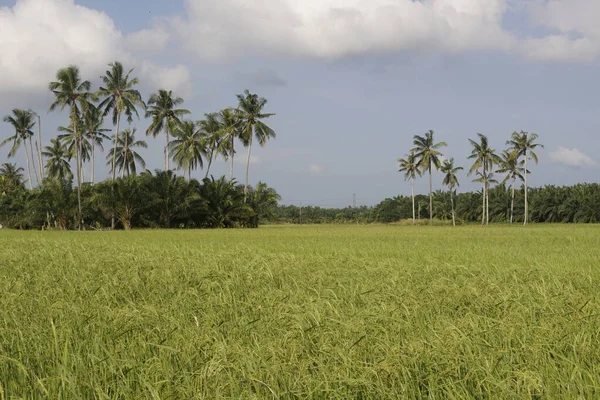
[205,149,214,179]
[451,189,456,227]
[524,149,528,226]
[428,166,433,226]
[91,142,95,185]
[411,176,416,226]
[23,146,33,190]
[75,124,83,231]
[121,133,128,179]
[230,136,234,181]
[244,136,253,201]
[111,114,120,230]
[165,130,170,171]
[510,178,515,225]
[486,181,490,225]
[481,177,486,226]
[36,114,44,180]
[28,138,40,186]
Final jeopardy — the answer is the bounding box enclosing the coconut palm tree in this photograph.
[441,158,463,227]
[199,113,228,178]
[235,90,276,199]
[507,131,543,225]
[169,121,207,180]
[49,65,92,228]
[106,128,147,177]
[145,89,190,171]
[0,163,25,193]
[468,133,500,226]
[412,130,447,225]
[42,138,73,182]
[1,109,37,189]
[496,150,526,224]
[82,104,110,184]
[97,62,145,181]
[398,151,421,225]
[57,118,92,184]
[217,108,241,180]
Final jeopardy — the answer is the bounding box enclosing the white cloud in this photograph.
[168,0,600,63]
[308,163,324,174]
[549,147,598,168]
[0,0,190,100]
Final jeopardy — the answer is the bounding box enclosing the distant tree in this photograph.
[42,139,73,182]
[235,90,276,199]
[412,130,447,225]
[496,150,526,224]
[106,128,147,177]
[49,65,92,228]
[2,109,37,189]
[441,158,463,227]
[97,62,145,182]
[145,89,190,171]
[217,108,241,180]
[398,150,421,225]
[246,181,281,227]
[0,163,25,194]
[169,121,207,180]
[83,103,111,184]
[468,133,500,226]
[507,131,543,225]
[199,113,227,178]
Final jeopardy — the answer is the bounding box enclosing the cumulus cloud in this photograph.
[166,0,600,63]
[0,0,190,99]
[549,147,598,168]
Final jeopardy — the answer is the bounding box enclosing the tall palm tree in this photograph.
[29,111,44,181]
[217,108,241,180]
[169,121,207,180]
[468,133,500,226]
[412,130,447,225]
[2,109,37,189]
[57,118,92,184]
[42,138,73,182]
[398,151,421,225]
[507,131,543,225]
[441,158,463,227]
[82,104,110,184]
[235,90,276,199]
[49,65,92,228]
[199,113,228,178]
[107,128,147,177]
[496,150,526,224]
[145,89,190,171]
[98,61,145,182]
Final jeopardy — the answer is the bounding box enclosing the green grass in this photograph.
[1,225,600,399]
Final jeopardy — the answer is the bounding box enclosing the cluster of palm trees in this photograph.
[2,62,276,229]
[398,130,543,226]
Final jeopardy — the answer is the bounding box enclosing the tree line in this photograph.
[1,62,277,230]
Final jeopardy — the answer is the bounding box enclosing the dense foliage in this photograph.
[271,183,600,225]
[0,167,279,230]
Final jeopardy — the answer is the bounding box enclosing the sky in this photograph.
[1,0,599,207]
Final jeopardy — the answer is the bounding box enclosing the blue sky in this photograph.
[1,0,599,207]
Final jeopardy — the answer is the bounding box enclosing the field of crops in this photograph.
[2,225,600,398]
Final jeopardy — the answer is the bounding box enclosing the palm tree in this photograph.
[49,65,92,228]
[98,62,145,182]
[507,131,543,225]
[145,89,190,171]
[57,118,92,184]
[468,133,500,226]
[42,138,73,182]
[106,128,147,177]
[2,109,37,189]
[412,130,447,225]
[169,121,207,180]
[217,108,241,181]
[0,163,25,193]
[199,113,229,178]
[82,103,110,184]
[496,150,526,224]
[29,111,44,181]
[441,158,463,227]
[398,151,421,225]
[235,90,276,199]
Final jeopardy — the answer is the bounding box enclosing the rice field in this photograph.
[1,225,600,399]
